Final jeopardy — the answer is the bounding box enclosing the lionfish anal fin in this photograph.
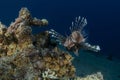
[73,49,79,56]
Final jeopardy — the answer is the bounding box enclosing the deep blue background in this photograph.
[0,0,120,58]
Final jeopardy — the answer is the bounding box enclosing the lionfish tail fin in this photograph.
[69,16,87,32]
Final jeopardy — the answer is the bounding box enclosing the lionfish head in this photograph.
[63,36,75,49]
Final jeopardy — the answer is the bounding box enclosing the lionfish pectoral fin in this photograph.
[81,42,101,52]
[48,29,66,45]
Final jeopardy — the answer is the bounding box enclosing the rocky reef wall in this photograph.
[0,7,76,80]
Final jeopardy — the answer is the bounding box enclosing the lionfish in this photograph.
[49,16,100,56]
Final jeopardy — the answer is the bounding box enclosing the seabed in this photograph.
[73,51,120,80]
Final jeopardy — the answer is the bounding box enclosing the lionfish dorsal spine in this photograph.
[69,16,87,32]
[79,17,87,31]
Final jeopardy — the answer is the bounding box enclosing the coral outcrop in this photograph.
[0,7,75,80]
[74,72,103,80]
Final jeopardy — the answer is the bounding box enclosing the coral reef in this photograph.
[0,7,76,80]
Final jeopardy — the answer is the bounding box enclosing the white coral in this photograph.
[75,72,104,80]
[42,69,58,79]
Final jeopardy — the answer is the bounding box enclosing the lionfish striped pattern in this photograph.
[64,16,87,49]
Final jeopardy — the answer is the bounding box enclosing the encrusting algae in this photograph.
[0,7,76,80]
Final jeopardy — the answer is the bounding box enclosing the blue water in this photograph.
[0,0,120,59]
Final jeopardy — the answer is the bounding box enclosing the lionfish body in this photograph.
[63,31,84,55]
[63,17,87,55]
[49,16,100,56]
